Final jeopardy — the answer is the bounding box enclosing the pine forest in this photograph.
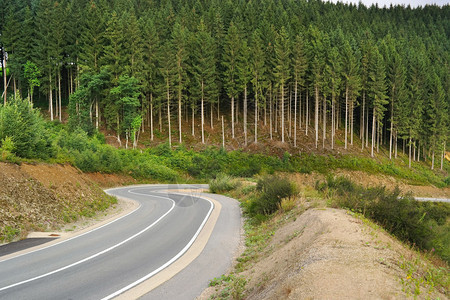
[0,0,449,169]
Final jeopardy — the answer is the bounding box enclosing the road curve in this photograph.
[415,197,450,203]
[0,184,241,299]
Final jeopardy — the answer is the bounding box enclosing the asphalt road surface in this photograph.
[0,184,241,299]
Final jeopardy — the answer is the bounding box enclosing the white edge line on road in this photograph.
[0,191,142,264]
[101,192,215,300]
[0,189,175,292]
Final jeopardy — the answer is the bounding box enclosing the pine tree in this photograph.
[292,34,307,147]
[223,22,242,139]
[274,26,291,144]
[369,49,388,157]
[192,19,217,144]
[250,29,267,144]
[342,38,361,150]
[172,22,189,144]
[102,11,123,83]
[159,40,176,147]
[308,26,326,149]
[326,45,342,150]
[140,15,159,141]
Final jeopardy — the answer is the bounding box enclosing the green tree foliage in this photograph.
[0,95,54,159]
[192,19,217,144]
[110,75,141,146]
[23,61,41,103]
[0,0,447,171]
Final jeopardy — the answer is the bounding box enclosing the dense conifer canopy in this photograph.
[0,0,448,164]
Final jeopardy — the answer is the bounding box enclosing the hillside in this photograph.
[0,162,123,243]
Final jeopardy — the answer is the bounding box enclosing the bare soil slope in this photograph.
[243,208,448,299]
[202,207,448,300]
[0,162,118,242]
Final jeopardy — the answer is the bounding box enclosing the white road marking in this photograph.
[0,189,175,292]
[101,193,214,300]
[0,195,142,264]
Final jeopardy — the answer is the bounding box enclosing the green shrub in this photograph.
[321,176,450,262]
[0,95,55,159]
[209,173,240,193]
[127,159,178,181]
[249,175,296,216]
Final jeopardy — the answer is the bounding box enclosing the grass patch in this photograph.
[209,173,241,193]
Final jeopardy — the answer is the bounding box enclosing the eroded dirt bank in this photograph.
[0,162,121,243]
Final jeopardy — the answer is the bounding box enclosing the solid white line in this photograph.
[101,193,214,300]
[0,188,175,292]
[0,193,142,264]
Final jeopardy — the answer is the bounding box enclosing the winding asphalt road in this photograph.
[0,184,241,299]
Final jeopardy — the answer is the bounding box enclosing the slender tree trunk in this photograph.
[49,73,53,121]
[117,114,121,147]
[395,132,398,158]
[58,72,62,122]
[361,91,365,150]
[361,91,365,141]
[3,56,7,105]
[274,94,278,133]
[306,89,309,136]
[377,123,380,153]
[149,94,154,141]
[217,96,220,121]
[389,102,393,160]
[231,96,235,138]
[281,85,285,143]
[244,85,248,146]
[178,84,182,144]
[255,88,258,144]
[315,85,319,148]
[366,102,369,148]
[159,105,162,131]
[201,80,205,144]
[371,107,376,157]
[95,100,99,129]
[270,91,273,140]
[431,149,435,170]
[408,136,412,168]
[13,77,16,100]
[264,92,267,126]
[350,100,354,146]
[299,88,302,129]
[167,78,171,147]
[288,88,292,138]
[294,80,297,147]
[55,79,59,119]
[417,141,420,162]
[323,94,326,149]
[222,115,225,148]
[332,93,335,150]
[210,104,213,129]
[345,86,348,149]
[191,105,195,136]
[236,96,239,125]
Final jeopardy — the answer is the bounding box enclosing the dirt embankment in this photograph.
[0,162,128,243]
[242,208,447,299]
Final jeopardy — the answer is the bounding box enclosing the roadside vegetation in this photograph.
[207,174,449,299]
[317,176,450,263]
[2,96,449,188]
